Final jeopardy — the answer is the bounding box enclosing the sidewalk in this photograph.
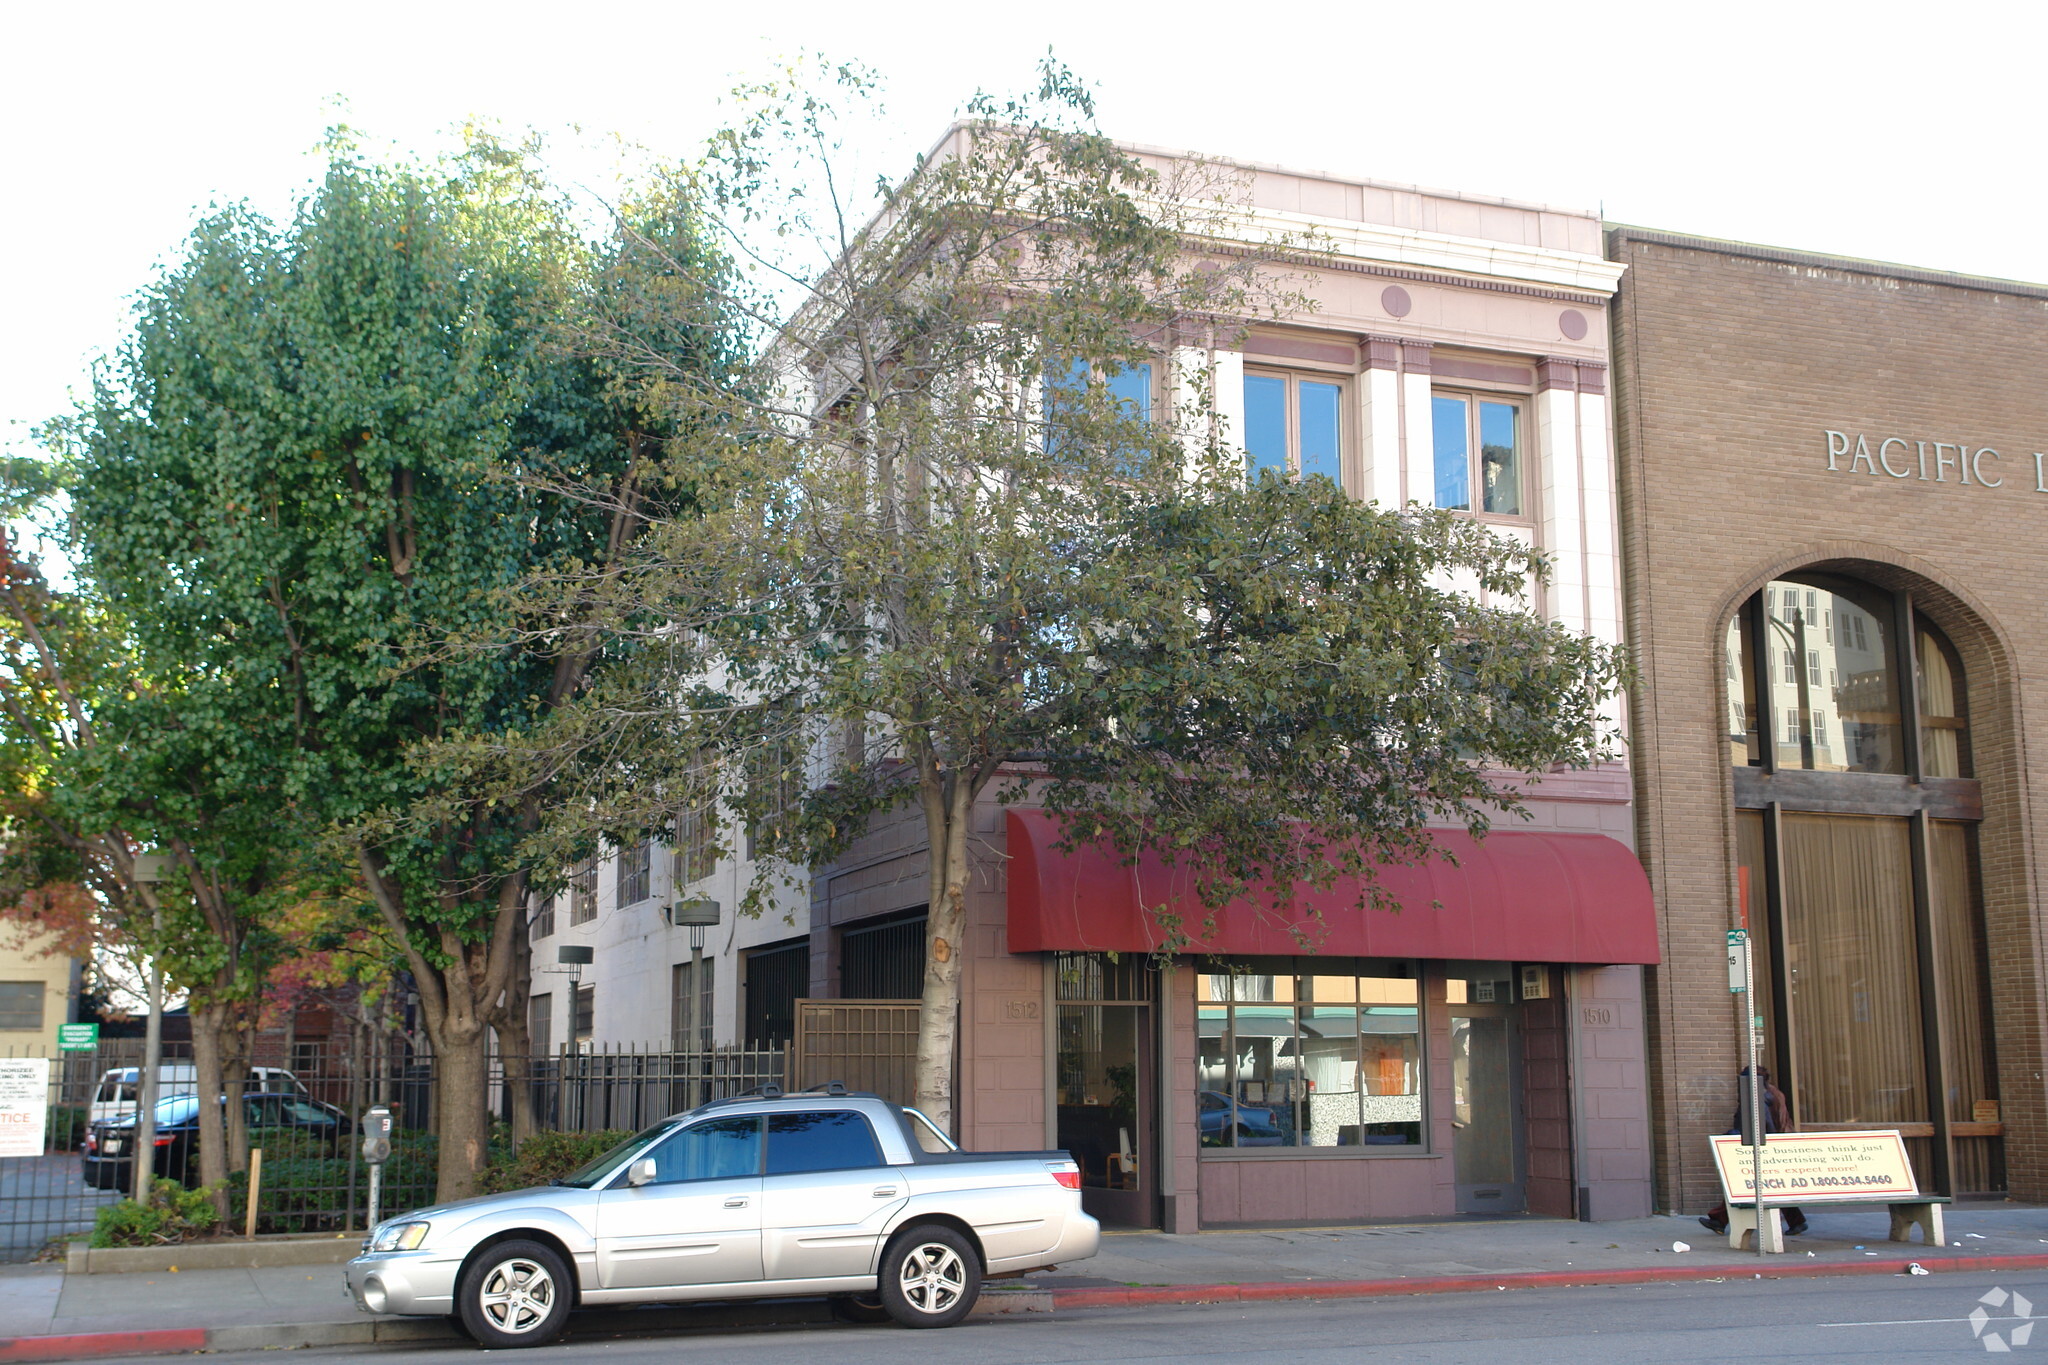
[9,1204,2048,1361]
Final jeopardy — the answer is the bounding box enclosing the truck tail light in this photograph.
[83,1133,96,1155]
[1048,1161,1081,1190]
[154,1135,174,1147]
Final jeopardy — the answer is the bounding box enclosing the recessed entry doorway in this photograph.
[1449,965,1527,1215]
[1053,953,1159,1228]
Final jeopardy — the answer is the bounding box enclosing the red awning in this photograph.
[1004,810,1660,965]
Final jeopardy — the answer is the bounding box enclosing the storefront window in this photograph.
[1196,959,1420,1150]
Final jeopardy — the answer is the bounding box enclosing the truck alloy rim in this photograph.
[479,1257,556,1334]
[898,1242,966,1314]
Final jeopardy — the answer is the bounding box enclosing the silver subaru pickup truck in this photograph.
[345,1087,1099,1348]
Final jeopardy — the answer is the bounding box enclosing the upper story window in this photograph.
[617,838,654,907]
[569,858,598,925]
[1044,358,1155,455]
[1725,574,1970,778]
[1244,369,1343,485]
[1430,393,1523,517]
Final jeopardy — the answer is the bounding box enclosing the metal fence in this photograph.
[0,1038,785,1261]
[792,1000,920,1106]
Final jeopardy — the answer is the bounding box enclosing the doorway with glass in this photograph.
[1053,953,1158,1228]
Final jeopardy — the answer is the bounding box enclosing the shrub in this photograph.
[46,1104,87,1152]
[474,1129,634,1194]
[90,1178,221,1248]
[223,1129,440,1235]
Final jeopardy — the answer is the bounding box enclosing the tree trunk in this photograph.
[491,906,537,1150]
[189,1001,231,1219]
[432,1019,493,1201]
[220,1005,254,1176]
[912,773,974,1137]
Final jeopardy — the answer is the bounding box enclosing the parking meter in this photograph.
[362,1105,393,1229]
[362,1105,393,1165]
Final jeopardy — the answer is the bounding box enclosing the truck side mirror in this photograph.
[626,1158,657,1188]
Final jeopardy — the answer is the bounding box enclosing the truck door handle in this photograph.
[724,1196,749,1208]
[872,1186,899,1198]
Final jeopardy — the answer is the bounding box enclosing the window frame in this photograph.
[1242,366,1350,489]
[1428,387,1531,522]
[569,859,598,926]
[616,838,654,908]
[0,981,45,1031]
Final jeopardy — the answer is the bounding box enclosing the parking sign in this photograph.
[0,1057,50,1158]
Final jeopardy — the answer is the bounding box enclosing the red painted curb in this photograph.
[1048,1252,2048,1309]
[0,1329,209,1362]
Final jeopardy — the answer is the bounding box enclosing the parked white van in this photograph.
[88,1064,307,1125]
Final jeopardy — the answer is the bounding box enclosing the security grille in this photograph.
[840,914,926,1000]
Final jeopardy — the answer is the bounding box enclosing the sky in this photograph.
[5,0,2044,467]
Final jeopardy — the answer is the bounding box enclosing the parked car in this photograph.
[83,1091,350,1191]
[88,1064,308,1126]
[345,1085,1100,1348]
[1196,1089,1290,1146]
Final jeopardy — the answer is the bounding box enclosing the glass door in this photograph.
[1055,1002,1155,1227]
[1450,1007,1525,1213]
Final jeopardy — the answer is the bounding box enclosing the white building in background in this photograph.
[524,820,813,1056]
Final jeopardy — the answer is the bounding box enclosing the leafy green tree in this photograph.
[492,61,1628,1134]
[60,134,738,1200]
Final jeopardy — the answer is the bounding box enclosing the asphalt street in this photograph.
[181,1270,2048,1364]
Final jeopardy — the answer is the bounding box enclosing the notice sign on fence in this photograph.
[1709,1129,1919,1203]
[0,1057,50,1158]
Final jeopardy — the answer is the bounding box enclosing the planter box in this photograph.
[67,1232,361,1275]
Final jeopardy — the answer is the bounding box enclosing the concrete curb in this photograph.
[1045,1251,2048,1309]
[64,1236,360,1276]
[0,1285,1051,1362]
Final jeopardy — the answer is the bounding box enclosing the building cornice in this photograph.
[1218,205,1628,298]
[1606,226,2048,303]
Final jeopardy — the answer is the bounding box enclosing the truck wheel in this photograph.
[878,1225,980,1328]
[456,1239,572,1348]
[828,1292,892,1324]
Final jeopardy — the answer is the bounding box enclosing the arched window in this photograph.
[1725,573,1999,1194]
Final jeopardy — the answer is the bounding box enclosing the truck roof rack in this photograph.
[689,1081,881,1115]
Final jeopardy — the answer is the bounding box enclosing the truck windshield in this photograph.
[554,1121,677,1188]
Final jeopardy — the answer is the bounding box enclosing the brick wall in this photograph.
[1609,228,2048,1211]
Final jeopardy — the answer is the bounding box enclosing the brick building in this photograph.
[1607,228,2048,1213]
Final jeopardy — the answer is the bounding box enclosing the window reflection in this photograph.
[1732,576,1905,774]
[1478,401,1520,515]
[1431,395,1469,510]
[1194,958,1420,1149]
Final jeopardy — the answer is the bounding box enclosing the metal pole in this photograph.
[1744,936,1766,1258]
[689,940,704,1108]
[367,1161,382,1231]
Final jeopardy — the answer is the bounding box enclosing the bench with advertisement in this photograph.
[1709,1128,1950,1253]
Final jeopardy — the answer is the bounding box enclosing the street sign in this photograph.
[0,1057,50,1157]
[58,1023,99,1051]
[1727,929,1749,993]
